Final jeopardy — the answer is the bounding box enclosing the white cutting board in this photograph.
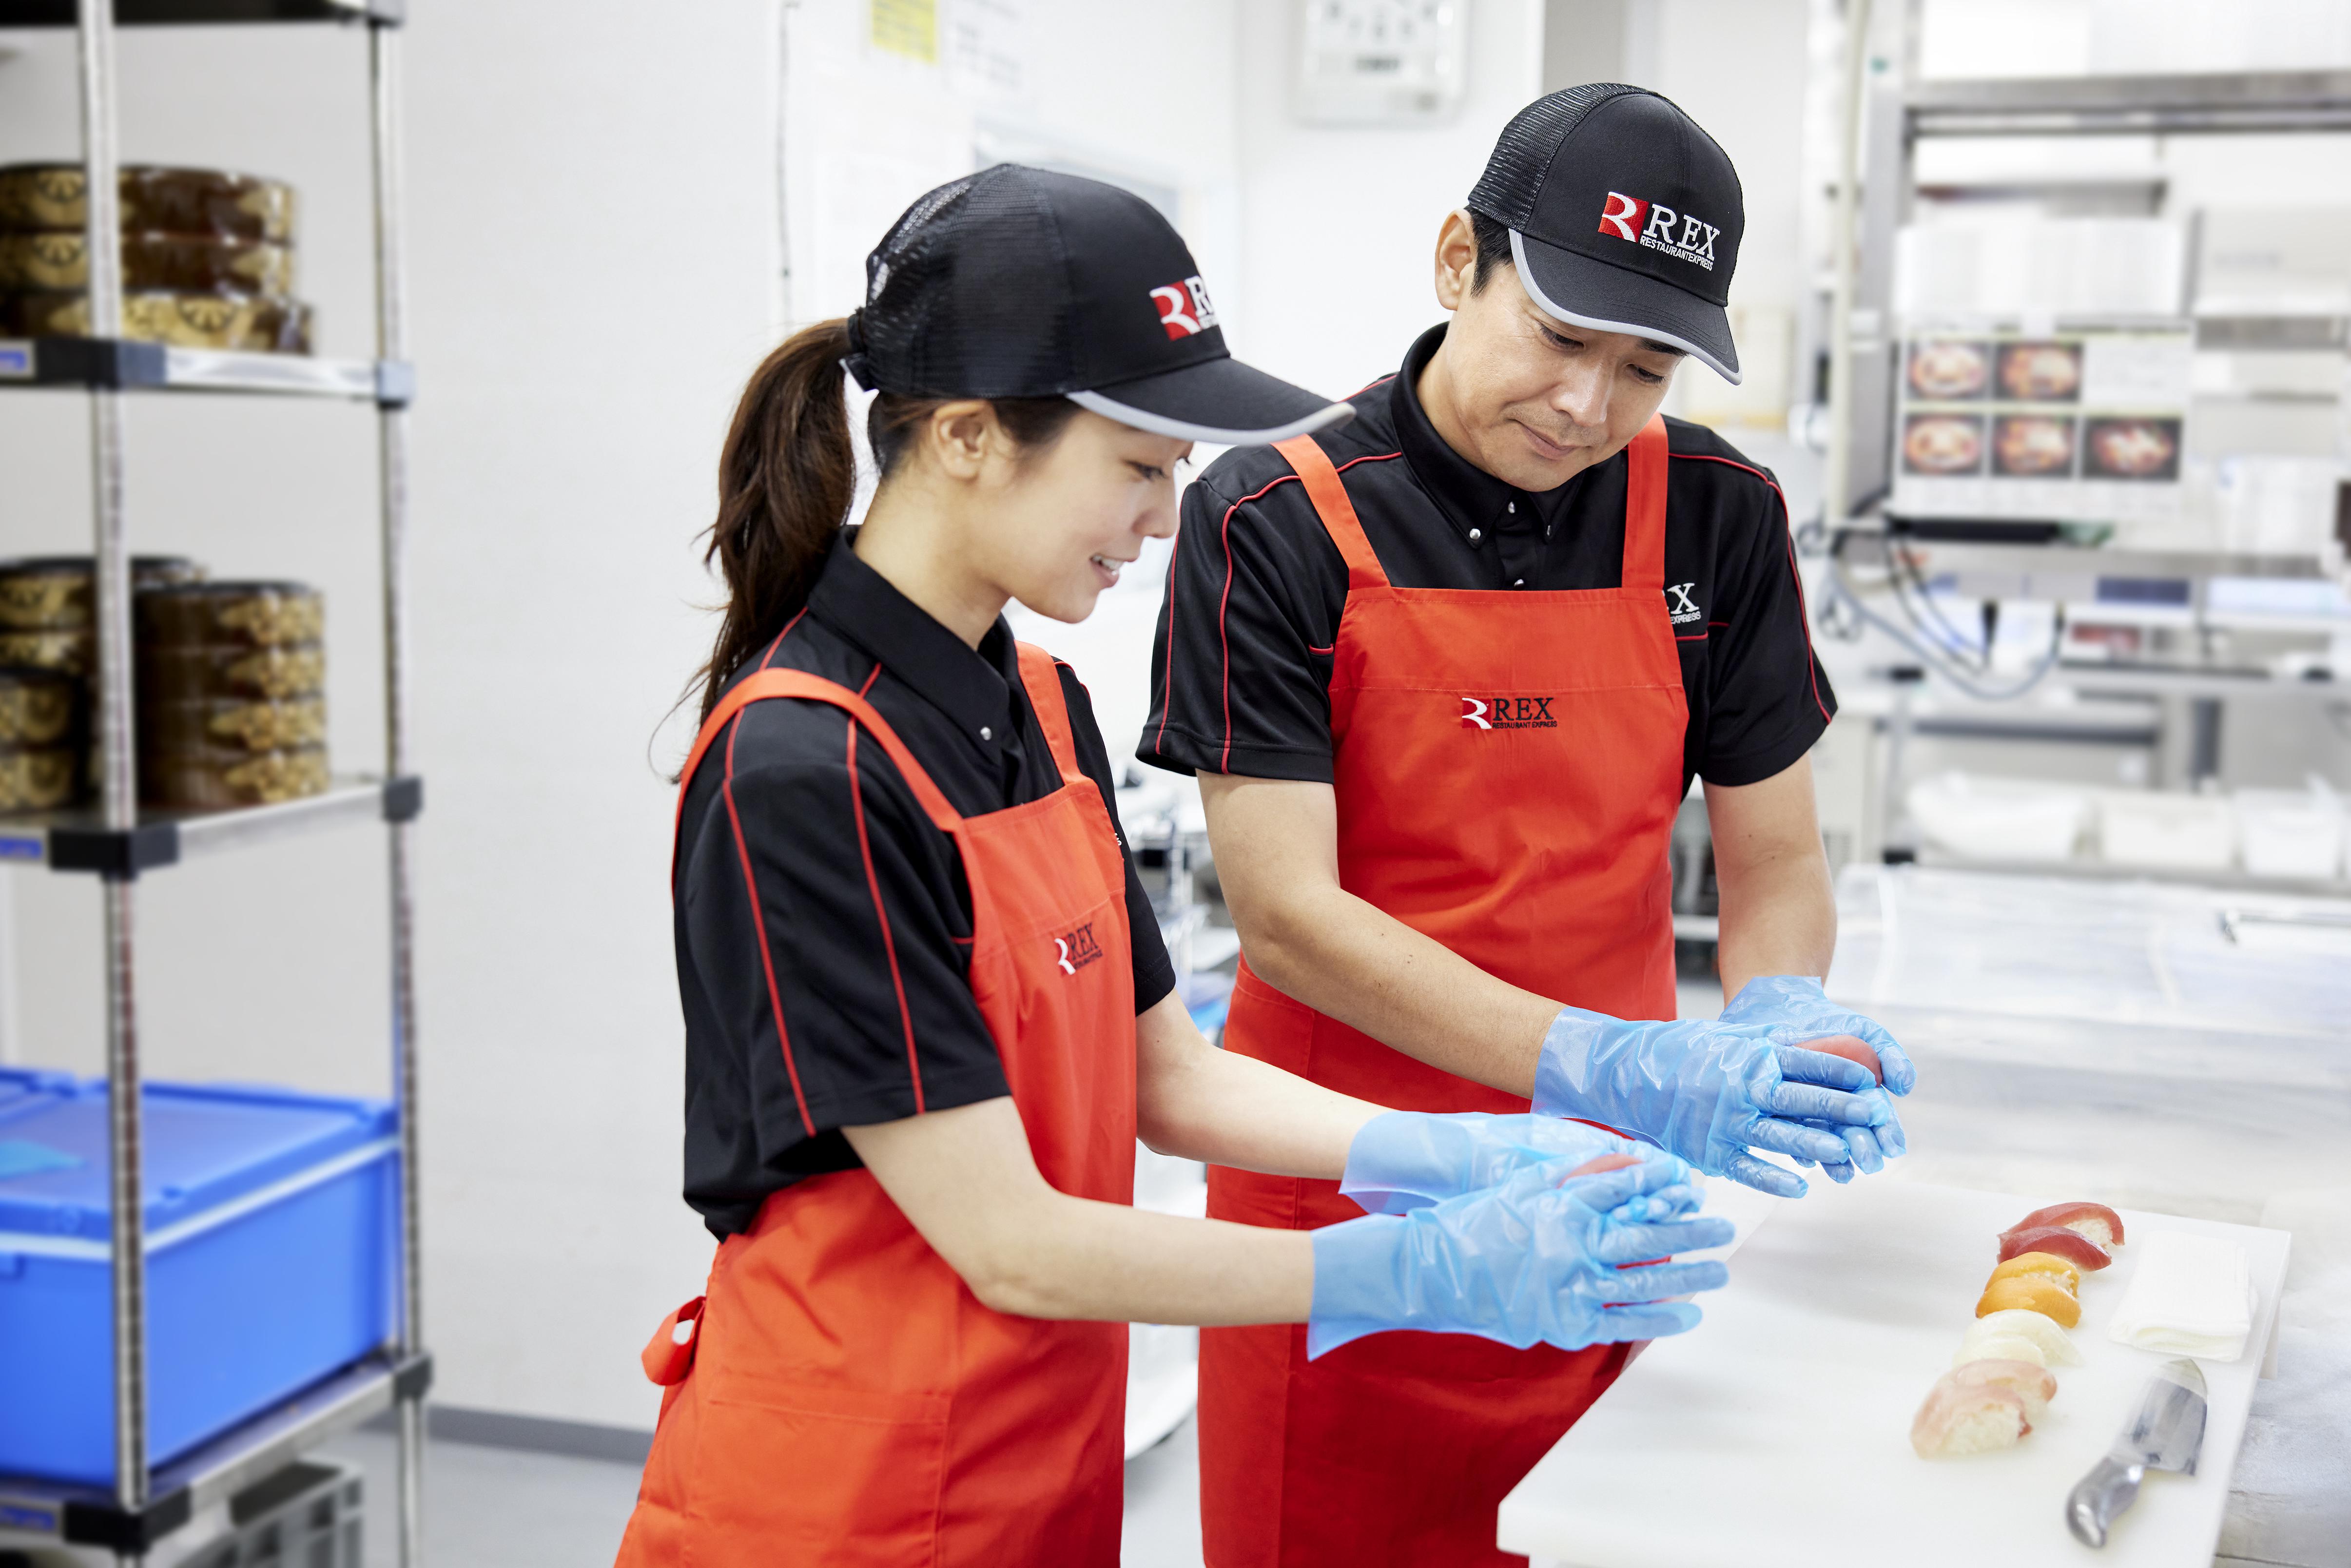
[1498,1180,2291,1568]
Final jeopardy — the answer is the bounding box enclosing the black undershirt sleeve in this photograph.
[1055,663,1177,1014]
[1697,470,1839,787]
[1142,469,1342,782]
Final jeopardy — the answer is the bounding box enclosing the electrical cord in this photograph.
[1821,538,2068,702]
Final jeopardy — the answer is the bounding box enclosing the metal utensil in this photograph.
[2066,1359,2208,1547]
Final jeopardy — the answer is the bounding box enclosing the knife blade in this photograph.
[2065,1359,2209,1547]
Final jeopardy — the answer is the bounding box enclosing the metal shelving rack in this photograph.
[0,1,428,1564]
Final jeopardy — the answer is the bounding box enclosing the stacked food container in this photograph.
[138,581,329,809]
[0,162,311,353]
[0,554,205,811]
[0,560,329,814]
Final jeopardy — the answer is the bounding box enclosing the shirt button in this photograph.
[979,726,993,741]
[1507,502,1516,514]
[1513,578,1527,589]
[1468,528,1483,544]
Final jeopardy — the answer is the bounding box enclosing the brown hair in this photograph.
[690,318,1080,720]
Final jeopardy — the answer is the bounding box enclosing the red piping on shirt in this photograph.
[846,719,927,1115]
[1671,451,1832,725]
[1212,451,1404,773]
[720,711,815,1137]
[756,607,809,672]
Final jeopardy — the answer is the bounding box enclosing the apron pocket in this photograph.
[693,1379,950,1566]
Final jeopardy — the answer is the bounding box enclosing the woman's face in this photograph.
[974,408,1189,625]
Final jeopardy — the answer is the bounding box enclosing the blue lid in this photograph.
[0,1070,394,1241]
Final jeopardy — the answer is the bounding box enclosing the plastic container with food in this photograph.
[142,695,327,755]
[0,289,311,354]
[0,628,94,678]
[0,230,295,295]
[143,745,328,811]
[0,666,80,748]
[0,163,296,242]
[136,581,324,650]
[2093,790,2235,871]
[1905,340,1989,401]
[0,745,81,813]
[1995,341,2082,403]
[1905,772,2088,864]
[138,642,325,703]
[0,555,204,630]
[1991,414,2076,478]
[2233,780,2346,880]
[1902,413,1985,476]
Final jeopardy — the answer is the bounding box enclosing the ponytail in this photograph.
[693,319,858,721]
[690,319,1085,722]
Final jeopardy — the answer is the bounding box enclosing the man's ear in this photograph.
[1433,208,1479,312]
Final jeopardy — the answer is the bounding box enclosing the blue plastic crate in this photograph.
[0,1069,400,1487]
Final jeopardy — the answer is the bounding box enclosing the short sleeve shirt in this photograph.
[1140,323,1836,788]
[675,533,1176,1239]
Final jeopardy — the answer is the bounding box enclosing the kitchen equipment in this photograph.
[2095,791,2236,872]
[2065,1359,2208,1548]
[0,666,78,748]
[0,1068,399,1487]
[133,581,328,810]
[1499,1180,2289,1568]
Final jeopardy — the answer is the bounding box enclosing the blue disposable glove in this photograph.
[1530,1006,1896,1200]
[1308,1155,1733,1358]
[1720,975,1917,1096]
[1339,1111,1642,1217]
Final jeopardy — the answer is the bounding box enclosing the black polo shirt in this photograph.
[1140,322,1835,787]
[675,533,1175,1239]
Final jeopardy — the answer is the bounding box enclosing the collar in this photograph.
[1390,322,1597,548]
[806,531,1023,755]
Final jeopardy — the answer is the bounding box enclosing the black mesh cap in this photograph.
[846,164,1353,445]
[1467,86,1745,383]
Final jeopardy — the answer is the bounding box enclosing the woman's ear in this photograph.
[926,400,996,480]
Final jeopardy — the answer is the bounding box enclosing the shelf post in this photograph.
[75,0,151,1559]
[368,17,426,1568]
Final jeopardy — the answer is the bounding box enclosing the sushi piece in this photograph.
[1988,1250,2082,1296]
[1955,1335,2048,1370]
[1910,1378,2032,1458]
[1785,1033,1883,1084]
[1962,1309,2082,1366]
[1975,1274,2081,1329]
[1997,1225,2111,1272]
[1947,1358,2057,1426]
[2004,1200,2125,1251]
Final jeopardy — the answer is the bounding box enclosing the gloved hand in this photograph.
[1308,1154,1734,1359]
[1339,1111,1642,1217]
[1720,975,1917,1095]
[1530,1006,1897,1200]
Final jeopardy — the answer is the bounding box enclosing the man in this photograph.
[1141,86,1914,1567]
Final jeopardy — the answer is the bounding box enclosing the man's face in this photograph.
[1426,212,1684,490]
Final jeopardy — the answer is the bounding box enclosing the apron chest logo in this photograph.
[1459,696,1557,731]
[1053,921,1106,975]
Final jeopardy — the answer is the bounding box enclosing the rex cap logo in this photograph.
[1150,275,1219,340]
[1596,191,1720,272]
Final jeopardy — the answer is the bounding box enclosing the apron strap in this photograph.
[1274,435,1389,591]
[1620,414,1670,596]
[1014,642,1089,789]
[673,668,964,883]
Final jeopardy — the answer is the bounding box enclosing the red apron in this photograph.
[617,642,1138,1568]
[1200,418,1687,1568]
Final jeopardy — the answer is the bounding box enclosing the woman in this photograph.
[614,166,1736,1568]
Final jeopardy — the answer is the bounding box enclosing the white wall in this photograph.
[1229,0,1546,402]
[0,2,780,1429]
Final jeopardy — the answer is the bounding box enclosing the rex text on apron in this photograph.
[1199,417,1688,1568]
[617,642,1138,1568]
